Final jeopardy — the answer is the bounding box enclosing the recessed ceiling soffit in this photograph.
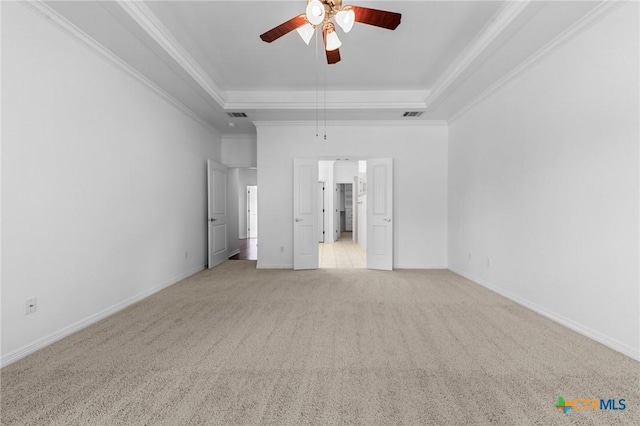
[115,1,530,114]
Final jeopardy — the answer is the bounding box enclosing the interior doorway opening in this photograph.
[247,185,258,239]
[231,184,258,261]
[318,160,367,269]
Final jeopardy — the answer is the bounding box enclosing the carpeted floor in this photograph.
[1,261,638,425]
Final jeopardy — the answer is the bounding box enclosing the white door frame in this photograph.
[247,185,258,239]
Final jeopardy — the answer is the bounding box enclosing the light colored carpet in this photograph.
[1,261,638,425]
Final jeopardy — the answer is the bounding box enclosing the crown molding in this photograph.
[117,1,227,108]
[424,0,531,110]
[449,0,627,123]
[19,0,222,139]
[253,120,448,128]
[225,90,429,111]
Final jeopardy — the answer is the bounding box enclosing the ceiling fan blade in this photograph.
[350,6,401,30]
[260,15,307,43]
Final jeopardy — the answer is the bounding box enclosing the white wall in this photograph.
[256,123,448,269]
[334,161,358,184]
[222,135,257,168]
[448,2,639,360]
[1,3,221,364]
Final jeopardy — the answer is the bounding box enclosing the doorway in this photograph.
[317,161,367,269]
[242,185,258,260]
[247,186,258,239]
[231,184,258,261]
[294,158,393,270]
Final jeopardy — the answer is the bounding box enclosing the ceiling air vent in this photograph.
[403,111,423,117]
[227,112,248,118]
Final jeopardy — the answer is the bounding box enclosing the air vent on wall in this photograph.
[227,112,248,118]
[403,111,423,117]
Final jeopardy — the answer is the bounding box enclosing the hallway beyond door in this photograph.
[230,239,257,260]
[319,232,366,269]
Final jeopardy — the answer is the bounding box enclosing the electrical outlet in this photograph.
[487,258,492,267]
[280,246,284,252]
[25,297,37,314]
[184,251,188,259]
[468,252,472,260]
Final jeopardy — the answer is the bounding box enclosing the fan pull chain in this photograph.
[324,58,327,140]
[315,27,319,138]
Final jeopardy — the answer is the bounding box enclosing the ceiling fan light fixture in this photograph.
[325,26,342,51]
[296,23,315,45]
[306,0,325,25]
[335,9,355,33]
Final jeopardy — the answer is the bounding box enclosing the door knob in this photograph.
[295,218,303,222]
[210,218,216,222]
[383,218,391,222]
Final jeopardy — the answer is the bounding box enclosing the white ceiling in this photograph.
[43,0,603,135]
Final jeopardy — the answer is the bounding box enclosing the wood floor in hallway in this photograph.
[230,238,257,261]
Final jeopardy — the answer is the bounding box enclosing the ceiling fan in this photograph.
[259,0,401,65]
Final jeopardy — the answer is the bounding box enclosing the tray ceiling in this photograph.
[39,0,608,135]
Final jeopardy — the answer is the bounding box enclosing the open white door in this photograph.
[367,158,393,270]
[207,160,228,269]
[293,159,319,270]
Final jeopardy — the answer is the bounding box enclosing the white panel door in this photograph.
[293,159,319,270]
[367,158,393,270]
[207,160,228,269]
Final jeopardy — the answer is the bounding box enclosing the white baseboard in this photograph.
[0,265,205,368]
[227,249,240,258]
[255,264,449,270]
[395,264,449,270]
[449,267,640,362]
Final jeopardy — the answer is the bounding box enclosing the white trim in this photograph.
[253,120,448,128]
[19,1,221,138]
[117,1,227,108]
[450,0,627,123]
[227,249,241,258]
[225,90,429,111]
[228,101,428,110]
[424,0,531,110]
[449,267,640,362]
[223,164,257,169]
[395,264,449,270]
[0,265,206,367]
